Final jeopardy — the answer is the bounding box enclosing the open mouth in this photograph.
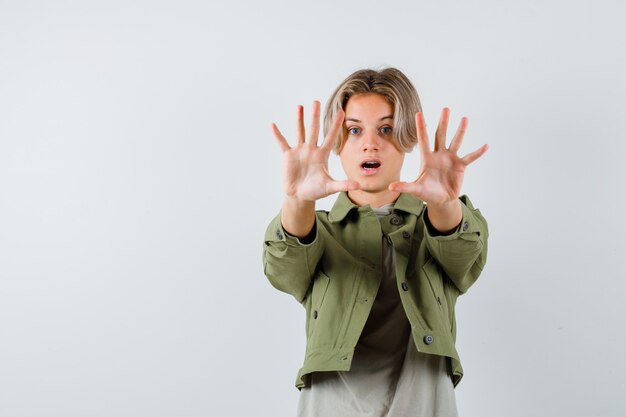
[361,161,381,169]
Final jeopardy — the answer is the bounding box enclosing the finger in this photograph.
[416,112,431,156]
[307,100,321,147]
[434,107,450,151]
[325,179,360,195]
[296,105,305,144]
[388,181,424,196]
[461,143,489,165]
[321,109,345,153]
[271,123,290,152]
[449,117,469,154]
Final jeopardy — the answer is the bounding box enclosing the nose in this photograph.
[361,130,381,152]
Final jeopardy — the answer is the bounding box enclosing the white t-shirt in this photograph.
[296,206,458,417]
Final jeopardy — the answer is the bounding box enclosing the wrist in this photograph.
[427,199,460,213]
[284,195,316,209]
[426,199,462,234]
[281,196,316,239]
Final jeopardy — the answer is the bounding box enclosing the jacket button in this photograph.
[313,310,318,319]
[390,216,402,225]
[276,230,284,240]
[402,231,410,239]
[401,282,409,291]
[462,221,469,231]
[424,335,434,345]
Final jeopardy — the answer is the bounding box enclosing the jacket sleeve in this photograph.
[423,195,489,294]
[262,212,325,303]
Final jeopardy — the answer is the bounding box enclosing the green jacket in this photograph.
[262,192,488,389]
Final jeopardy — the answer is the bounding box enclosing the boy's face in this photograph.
[339,94,405,196]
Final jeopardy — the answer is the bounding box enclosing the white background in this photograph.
[1,0,625,416]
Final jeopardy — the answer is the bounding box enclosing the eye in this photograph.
[347,127,361,135]
[380,126,393,135]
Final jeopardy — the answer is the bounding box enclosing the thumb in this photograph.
[326,179,360,195]
[389,181,423,195]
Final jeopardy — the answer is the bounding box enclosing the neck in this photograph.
[347,189,401,208]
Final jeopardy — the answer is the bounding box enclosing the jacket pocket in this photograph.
[422,257,452,331]
[312,271,330,313]
[305,270,331,337]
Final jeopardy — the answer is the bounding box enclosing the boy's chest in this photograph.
[320,212,427,288]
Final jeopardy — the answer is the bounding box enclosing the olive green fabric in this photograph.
[262,192,488,389]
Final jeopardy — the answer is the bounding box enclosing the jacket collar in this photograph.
[328,192,425,223]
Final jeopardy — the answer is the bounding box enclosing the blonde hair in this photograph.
[323,68,422,153]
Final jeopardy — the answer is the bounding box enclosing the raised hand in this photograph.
[272,101,359,203]
[389,108,487,205]
[389,108,487,232]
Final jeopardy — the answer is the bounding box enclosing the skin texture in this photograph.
[389,107,488,232]
[271,94,488,238]
[271,101,358,237]
[339,94,404,208]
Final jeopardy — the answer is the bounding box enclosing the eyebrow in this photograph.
[345,115,394,123]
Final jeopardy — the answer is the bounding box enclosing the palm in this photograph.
[390,108,487,205]
[282,143,336,201]
[414,151,466,204]
[272,101,358,202]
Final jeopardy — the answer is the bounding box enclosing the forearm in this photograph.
[423,195,489,293]
[281,196,316,238]
[263,211,324,302]
[425,199,462,234]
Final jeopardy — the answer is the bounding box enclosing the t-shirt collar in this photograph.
[328,192,424,223]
